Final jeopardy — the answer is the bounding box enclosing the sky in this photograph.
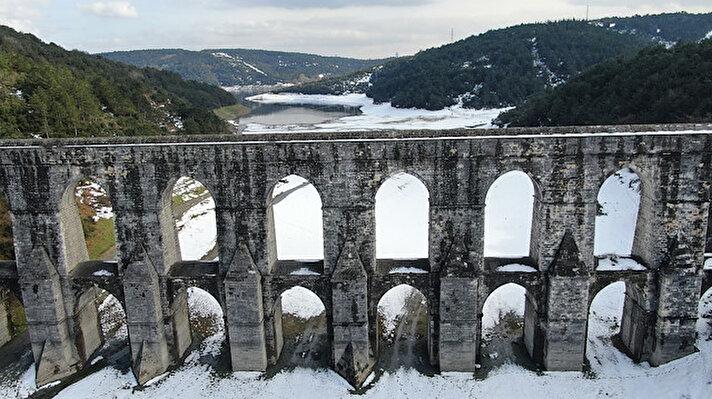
[1,1,711,59]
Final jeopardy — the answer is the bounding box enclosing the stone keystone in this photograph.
[123,243,158,282]
[549,230,587,276]
[225,242,261,280]
[332,241,367,281]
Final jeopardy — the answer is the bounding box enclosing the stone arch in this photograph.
[376,284,431,370]
[484,170,540,261]
[585,281,627,369]
[479,282,538,366]
[59,178,117,273]
[594,164,658,265]
[698,286,712,341]
[266,174,324,269]
[170,285,226,361]
[375,172,430,261]
[594,168,642,258]
[159,176,218,270]
[72,285,127,363]
[0,287,26,348]
[271,285,328,368]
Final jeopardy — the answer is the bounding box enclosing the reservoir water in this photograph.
[237,102,361,132]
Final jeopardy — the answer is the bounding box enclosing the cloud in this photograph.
[0,0,49,34]
[78,1,138,18]
[211,0,432,9]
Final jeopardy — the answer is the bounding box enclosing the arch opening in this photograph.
[159,177,218,272]
[585,282,629,373]
[60,179,117,273]
[267,175,324,273]
[0,289,30,380]
[594,169,644,270]
[172,286,226,367]
[171,177,218,262]
[698,287,712,342]
[74,180,116,261]
[484,171,536,259]
[0,193,15,261]
[376,284,431,372]
[479,283,535,372]
[0,289,26,349]
[73,286,128,366]
[272,286,328,369]
[375,173,429,273]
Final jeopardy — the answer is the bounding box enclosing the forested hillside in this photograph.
[364,20,650,110]
[101,48,387,87]
[0,25,236,139]
[284,12,712,111]
[495,40,712,126]
[596,12,712,43]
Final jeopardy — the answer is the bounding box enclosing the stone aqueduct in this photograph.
[1,125,712,387]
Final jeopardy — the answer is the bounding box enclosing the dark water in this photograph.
[238,102,361,131]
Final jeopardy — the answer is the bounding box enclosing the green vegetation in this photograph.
[0,25,237,139]
[101,48,388,87]
[213,103,251,120]
[279,67,376,95]
[8,294,27,337]
[496,40,712,127]
[283,12,712,112]
[0,195,13,260]
[365,20,652,110]
[597,12,712,43]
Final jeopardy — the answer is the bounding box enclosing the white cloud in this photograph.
[0,0,49,34]
[78,1,138,18]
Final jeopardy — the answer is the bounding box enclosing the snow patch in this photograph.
[496,264,537,273]
[271,175,324,260]
[706,30,712,39]
[482,283,525,330]
[92,269,113,277]
[245,93,506,132]
[596,256,646,271]
[376,173,429,259]
[280,286,325,319]
[484,171,534,257]
[388,267,428,274]
[378,285,425,336]
[289,267,321,276]
[704,257,712,270]
[594,168,641,256]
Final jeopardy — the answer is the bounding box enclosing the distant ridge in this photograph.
[285,12,712,111]
[100,48,388,88]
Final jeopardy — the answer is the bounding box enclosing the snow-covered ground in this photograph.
[594,168,640,257]
[243,93,507,132]
[5,281,709,398]
[375,173,429,259]
[271,175,324,260]
[173,176,218,261]
[484,171,534,257]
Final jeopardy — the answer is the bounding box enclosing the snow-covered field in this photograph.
[2,140,707,398]
[243,93,507,132]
